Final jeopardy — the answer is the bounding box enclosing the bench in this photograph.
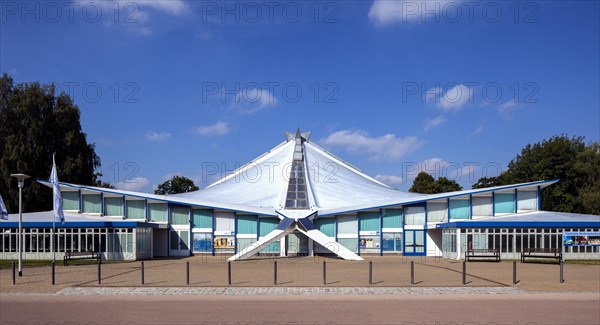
[466,248,500,262]
[521,248,562,263]
[63,251,100,266]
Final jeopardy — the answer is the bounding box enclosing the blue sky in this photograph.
[2,0,599,192]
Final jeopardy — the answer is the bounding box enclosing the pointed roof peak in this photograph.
[284,129,311,142]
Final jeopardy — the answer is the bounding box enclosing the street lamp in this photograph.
[11,173,30,277]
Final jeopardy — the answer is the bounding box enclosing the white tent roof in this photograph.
[38,130,560,216]
[172,140,294,210]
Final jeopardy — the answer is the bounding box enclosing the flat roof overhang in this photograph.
[0,221,165,229]
[437,221,600,229]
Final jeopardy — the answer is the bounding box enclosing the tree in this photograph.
[433,176,462,193]
[409,172,435,194]
[472,174,511,189]
[155,176,199,195]
[472,135,600,214]
[409,172,462,194]
[0,74,100,212]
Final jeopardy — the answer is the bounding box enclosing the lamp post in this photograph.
[11,173,30,277]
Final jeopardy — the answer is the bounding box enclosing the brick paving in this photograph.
[54,286,526,296]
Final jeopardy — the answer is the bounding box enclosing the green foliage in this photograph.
[0,74,100,212]
[409,172,435,194]
[433,176,462,193]
[472,135,600,214]
[409,172,462,194]
[155,176,199,195]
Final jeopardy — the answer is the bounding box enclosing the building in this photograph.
[1,130,599,261]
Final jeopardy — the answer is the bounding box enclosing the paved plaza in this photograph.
[1,256,599,294]
[2,256,599,325]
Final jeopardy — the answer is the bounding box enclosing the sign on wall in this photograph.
[563,231,600,246]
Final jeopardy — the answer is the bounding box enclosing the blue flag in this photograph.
[0,193,8,220]
[50,155,65,224]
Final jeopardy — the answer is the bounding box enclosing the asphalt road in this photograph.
[2,294,599,325]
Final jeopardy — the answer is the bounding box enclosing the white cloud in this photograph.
[320,130,424,161]
[468,126,484,138]
[146,131,171,141]
[230,88,278,114]
[193,121,230,136]
[426,84,473,111]
[369,0,457,27]
[80,1,189,36]
[134,0,189,16]
[115,177,152,192]
[162,172,182,181]
[498,100,519,119]
[375,174,404,186]
[424,116,445,131]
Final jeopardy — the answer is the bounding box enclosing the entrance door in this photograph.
[169,229,190,257]
[404,230,426,256]
[286,231,308,256]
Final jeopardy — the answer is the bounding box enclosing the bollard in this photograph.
[462,261,467,285]
[369,261,373,285]
[228,261,232,285]
[141,261,145,285]
[410,261,414,285]
[52,261,55,286]
[186,261,190,285]
[513,261,517,285]
[12,261,16,285]
[98,260,101,285]
[322,261,327,286]
[274,260,278,286]
[560,259,564,283]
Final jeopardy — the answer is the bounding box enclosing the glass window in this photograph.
[62,191,79,210]
[192,209,212,229]
[494,193,515,214]
[213,236,235,253]
[260,240,280,253]
[170,205,190,225]
[427,201,448,223]
[313,218,335,237]
[237,238,257,252]
[449,199,470,220]
[359,211,380,231]
[337,215,358,234]
[180,231,189,250]
[215,212,235,232]
[287,231,307,254]
[472,196,492,217]
[127,200,146,219]
[405,230,425,254]
[405,206,425,225]
[359,235,380,253]
[104,197,123,216]
[382,209,402,228]
[382,233,402,252]
[170,230,179,250]
[236,215,258,235]
[338,238,358,253]
[259,218,279,236]
[82,194,101,214]
[518,190,537,211]
[148,203,167,222]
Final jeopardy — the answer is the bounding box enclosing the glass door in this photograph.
[404,230,426,256]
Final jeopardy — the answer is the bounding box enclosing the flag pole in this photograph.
[53,154,56,263]
[53,209,56,263]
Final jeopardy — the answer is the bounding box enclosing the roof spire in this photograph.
[284,129,311,142]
